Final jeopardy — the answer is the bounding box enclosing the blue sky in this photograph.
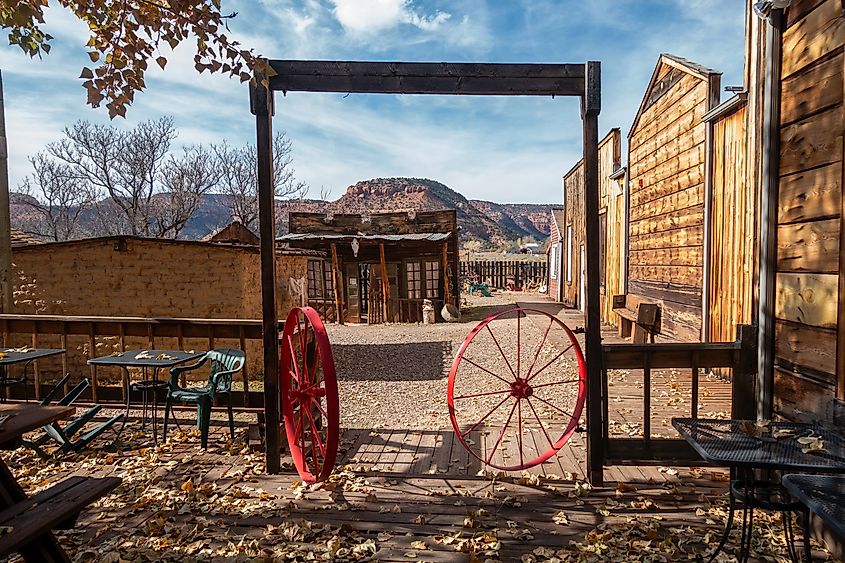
[0,0,746,204]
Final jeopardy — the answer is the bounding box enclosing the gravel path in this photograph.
[327,292,586,437]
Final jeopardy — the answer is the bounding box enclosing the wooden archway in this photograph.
[250,60,603,483]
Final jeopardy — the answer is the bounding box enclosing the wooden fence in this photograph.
[0,314,275,408]
[460,260,547,290]
[590,324,756,483]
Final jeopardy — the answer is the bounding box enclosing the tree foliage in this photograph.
[1,0,274,118]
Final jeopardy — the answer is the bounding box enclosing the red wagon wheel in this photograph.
[280,306,340,484]
[448,307,586,471]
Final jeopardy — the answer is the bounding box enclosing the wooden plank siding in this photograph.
[708,105,756,343]
[562,161,584,309]
[627,55,721,341]
[599,130,625,326]
[773,0,845,422]
[561,129,624,322]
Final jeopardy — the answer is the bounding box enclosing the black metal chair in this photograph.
[24,373,124,458]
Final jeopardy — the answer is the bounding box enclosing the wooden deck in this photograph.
[2,423,758,563]
[1,300,791,561]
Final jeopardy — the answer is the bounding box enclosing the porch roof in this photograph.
[278,232,451,243]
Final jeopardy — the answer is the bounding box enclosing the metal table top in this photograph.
[0,348,65,365]
[782,475,845,540]
[672,418,845,472]
[88,349,204,369]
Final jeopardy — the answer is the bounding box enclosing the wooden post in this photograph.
[442,242,451,305]
[330,243,344,325]
[582,61,604,487]
[0,71,13,314]
[379,242,390,321]
[250,73,281,474]
[733,324,758,420]
[757,9,784,421]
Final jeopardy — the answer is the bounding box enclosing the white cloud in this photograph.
[329,0,450,34]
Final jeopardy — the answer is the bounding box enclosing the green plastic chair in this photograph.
[163,349,245,448]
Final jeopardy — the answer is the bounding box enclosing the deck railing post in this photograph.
[732,324,757,420]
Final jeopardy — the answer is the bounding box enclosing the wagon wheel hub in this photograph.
[510,378,533,399]
[289,385,327,404]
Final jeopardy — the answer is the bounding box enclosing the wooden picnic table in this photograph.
[0,403,121,562]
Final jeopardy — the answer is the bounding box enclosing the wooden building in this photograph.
[279,210,459,324]
[559,129,626,324]
[202,221,260,245]
[546,209,565,302]
[625,54,721,341]
[755,0,845,424]
[703,93,757,344]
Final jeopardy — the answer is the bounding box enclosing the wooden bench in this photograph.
[612,294,660,343]
[0,475,121,562]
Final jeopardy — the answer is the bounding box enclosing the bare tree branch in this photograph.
[15,152,95,241]
[153,145,221,238]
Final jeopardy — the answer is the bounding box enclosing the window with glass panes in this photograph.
[307,260,322,298]
[424,261,440,298]
[322,262,334,299]
[406,262,422,299]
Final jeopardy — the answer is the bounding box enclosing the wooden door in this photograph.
[345,262,361,323]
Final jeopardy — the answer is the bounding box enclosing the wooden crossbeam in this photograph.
[268,61,585,96]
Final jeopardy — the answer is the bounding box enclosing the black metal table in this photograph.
[672,418,845,562]
[783,475,845,562]
[0,348,66,402]
[88,350,204,443]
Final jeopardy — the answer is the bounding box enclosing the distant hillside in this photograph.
[285,178,552,246]
[11,177,553,247]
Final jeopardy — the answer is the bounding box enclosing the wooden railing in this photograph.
[594,325,756,471]
[460,260,547,290]
[0,314,276,408]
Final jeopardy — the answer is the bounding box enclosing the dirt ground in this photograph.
[328,290,582,431]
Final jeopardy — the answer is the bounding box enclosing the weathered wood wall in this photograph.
[773,0,845,421]
[546,209,564,302]
[562,162,584,309]
[562,130,623,315]
[708,104,756,342]
[627,55,721,341]
[598,130,625,326]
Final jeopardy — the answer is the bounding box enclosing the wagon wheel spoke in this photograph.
[530,379,581,390]
[461,393,512,438]
[485,324,516,379]
[286,336,302,383]
[525,343,574,383]
[524,317,554,380]
[453,388,512,400]
[529,395,576,421]
[305,407,326,470]
[461,357,512,386]
[305,407,327,458]
[313,397,329,420]
[516,311,521,378]
[517,399,524,467]
[527,398,556,450]
[297,317,309,383]
[486,400,519,465]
